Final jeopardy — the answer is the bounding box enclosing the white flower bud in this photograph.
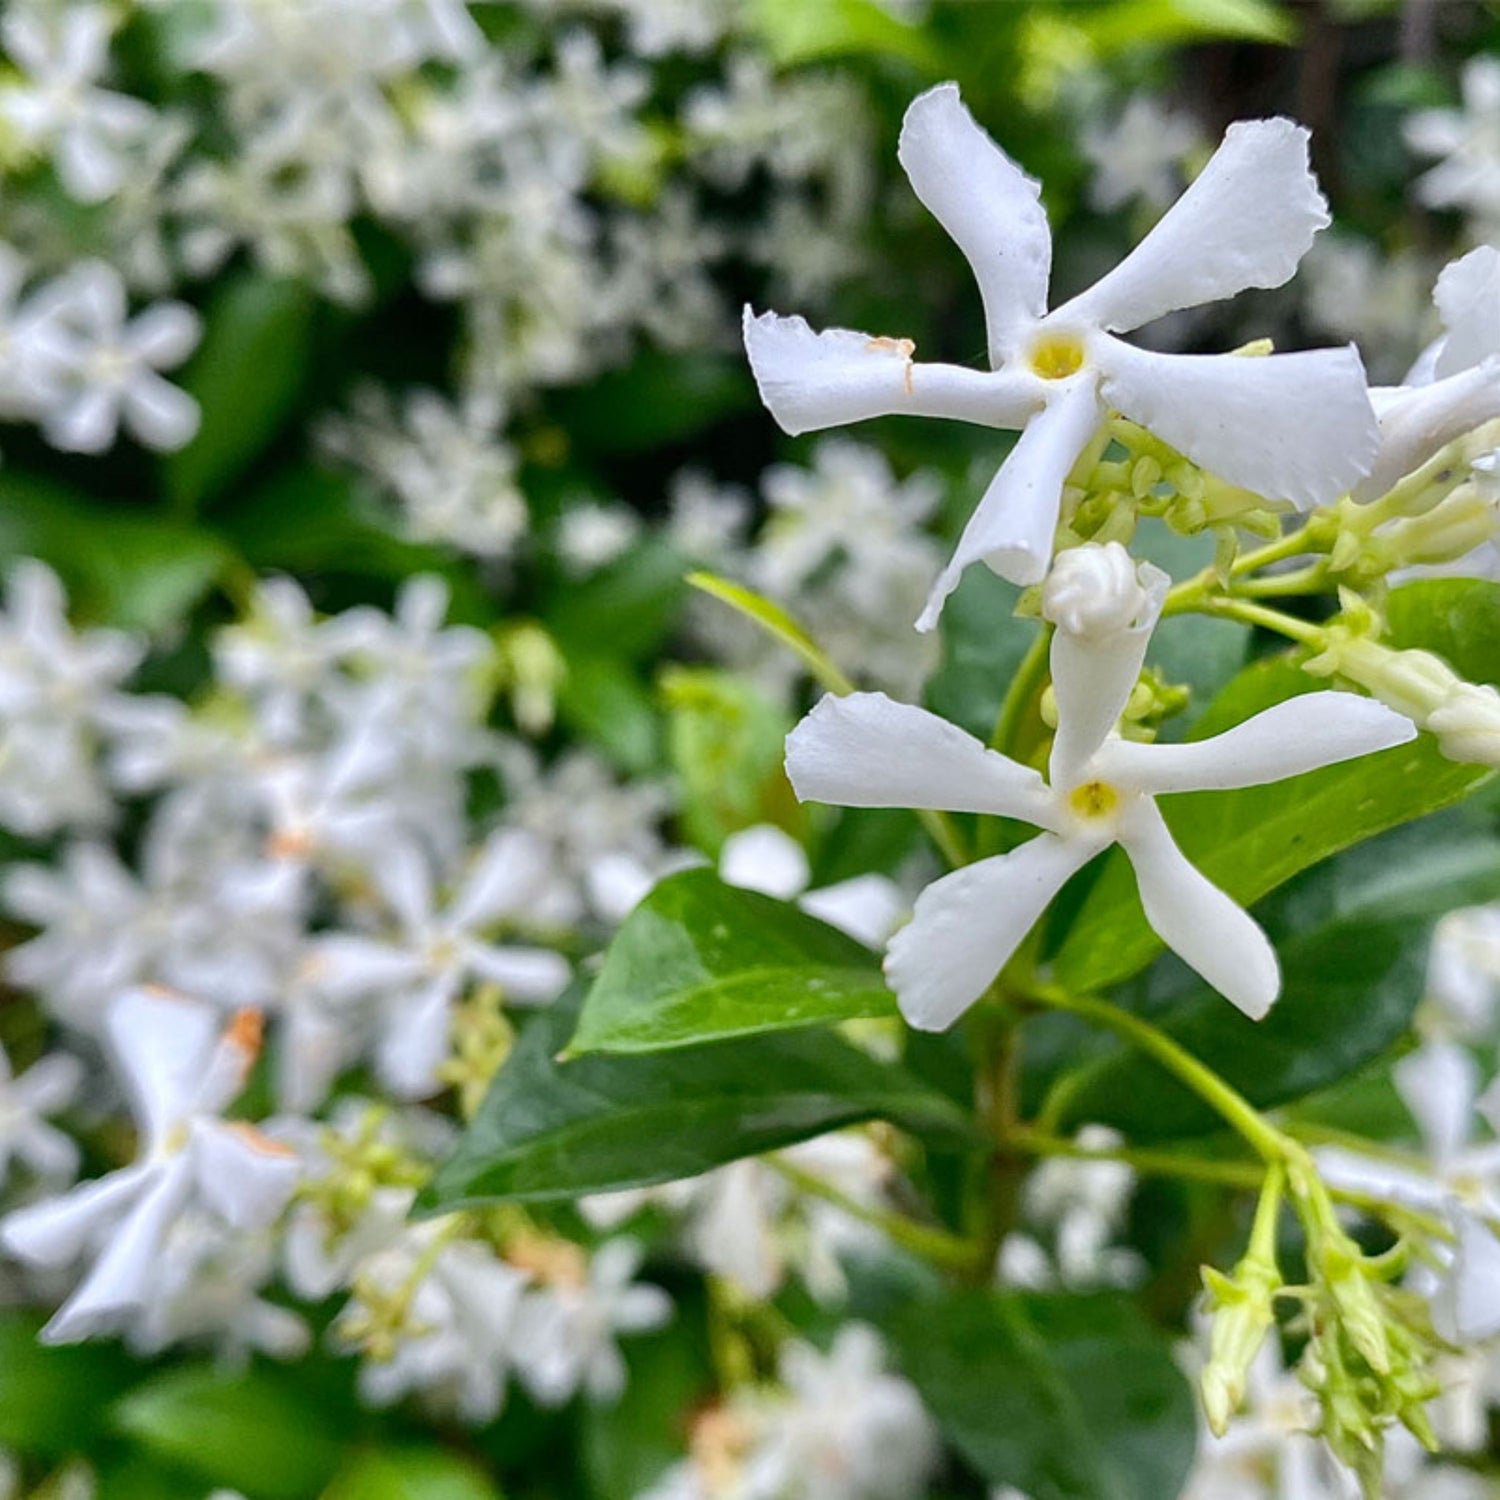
[1334,639,1460,721]
[1429,682,1500,766]
[1041,542,1147,639]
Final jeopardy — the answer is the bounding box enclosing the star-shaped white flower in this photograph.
[784,544,1416,1030]
[744,83,1378,629]
[0,987,299,1344]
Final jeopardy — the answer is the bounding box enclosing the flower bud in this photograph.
[1200,1262,1278,1436]
[1428,681,1500,766]
[1041,542,1146,638]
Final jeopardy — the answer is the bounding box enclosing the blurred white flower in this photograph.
[557,501,644,578]
[0,1043,83,1190]
[1406,57,1500,234]
[0,989,299,1344]
[1082,95,1203,213]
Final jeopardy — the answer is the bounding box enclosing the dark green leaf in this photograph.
[1384,576,1500,684]
[111,1364,345,1499]
[321,1448,500,1500]
[544,536,688,663]
[568,868,895,1056]
[887,1290,1196,1500]
[557,653,661,774]
[417,990,969,1212]
[163,275,317,510]
[0,1314,137,1457]
[1054,807,1500,1140]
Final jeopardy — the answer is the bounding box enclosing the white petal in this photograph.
[377,977,456,1099]
[44,388,119,454]
[1118,800,1280,1019]
[375,841,436,934]
[15,1120,79,1182]
[1394,1040,1479,1167]
[719,824,811,900]
[1048,564,1168,788]
[125,304,201,368]
[106,987,219,1150]
[785,691,1054,824]
[917,377,1102,629]
[885,833,1099,1031]
[799,874,906,948]
[464,942,571,1004]
[742,308,1037,436]
[190,1121,300,1230]
[1441,1207,1500,1343]
[1355,359,1500,501]
[450,828,550,930]
[123,374,200,451]
[0,1165,149,1267]
[1098,691,1415,795]
[303,934,426,999]
[39,1159,192,1344]
[1056,118,1328,335]
[1097,340,1377,509]
[1433,246,1500,379]
[895,83,1051,362]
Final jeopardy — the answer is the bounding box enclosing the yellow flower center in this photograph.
[1068,780,1119,819]
[1028,331,1086,380]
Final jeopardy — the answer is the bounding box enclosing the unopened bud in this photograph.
[1428,681,1500,766]
[1041,542,1151,639]
[1200,1262,1278,1436]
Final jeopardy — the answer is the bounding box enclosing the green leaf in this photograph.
[1053,805,1500,1140]
[887,1290,1196,1500]
[557,653,661,774]
[567,868,896,1057]
[111,1364,345,1499]
[321,1448,500,1500]
[163,274,317,511]
[661,667,793,853]
[417,990,969,1212]
[0,472,232,632]
[0,1315,137,1457]
[1050,656,1491,995]
[1078,0,1297,52]
[544,536,688,664]
[548,351,754,455]
[1384,576,1500,684]
[750,0,942,67]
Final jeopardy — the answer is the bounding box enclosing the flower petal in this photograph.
[464,942,571,1004]
[1055,118,1327,334]
[785,691,1054,825]
[885,834,1100,1031]
[106,987,219,1150]
[1098,691,1415,794]
[742,308,1037,436]
[0,1165,149,1268]
[191,1120,300,1230]
[450,828,551,929]
[1048,563,1167,788]
[1355,358,1500,501]
[1394,1040,1479,1167]
[719,824,811,900]
[377,976,457,1099]
[895,83,1051,362]
[917,377,1102,630]
[1118,800,1280,1019]
[123,374,200,452]
[1433,246,1500,379]
[1438,1207,1500,1344]
[1098,340,1377,509]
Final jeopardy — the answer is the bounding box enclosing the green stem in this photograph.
[1196,596,1326,645]
[1024,986,1288,1163]
[989,624,1053,754]
[766,1155,977,1274]
[1233,564,1329,598]
[1009,1127,1265,1191]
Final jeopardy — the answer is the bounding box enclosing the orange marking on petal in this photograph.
[226,1008,264,1062]
[225,1121,296,1158]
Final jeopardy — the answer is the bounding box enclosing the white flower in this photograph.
[1082,94,1204,213]
[338,1220,530,1423]
[719,823,906,950]
[739,1325,941,1500]
[29,262,200,454]
[784,545,1416,1029]
[0,1043,82,1189]
[556,502,643,578]
[745,84,1376,628]
[0,4,155,203]
[1406,57,1500,233]
[0,989,299,1343]
[512,1237,672,1406]
[305,832,570,1099]
[0,245,77,422]
[1357,247,1500,501]
[1427,905,1500,1039]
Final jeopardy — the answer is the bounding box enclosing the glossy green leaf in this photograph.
[1383,576,1500,683]
[1049,657,1491,995]
[687,571,853,695]
[1078,0,1298,52]
[0,1315,137,1457]
[111,1364,345,1499]
[661,667,793,853]
[163,274,317,511]
[751,0,941,67]
[887,1290,1196,1500]
[567,868,895,1057]
[1053,805,1500,1140]
[0,472,232,632]
[417,990,969,1212]
[321,1448,500,1500]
